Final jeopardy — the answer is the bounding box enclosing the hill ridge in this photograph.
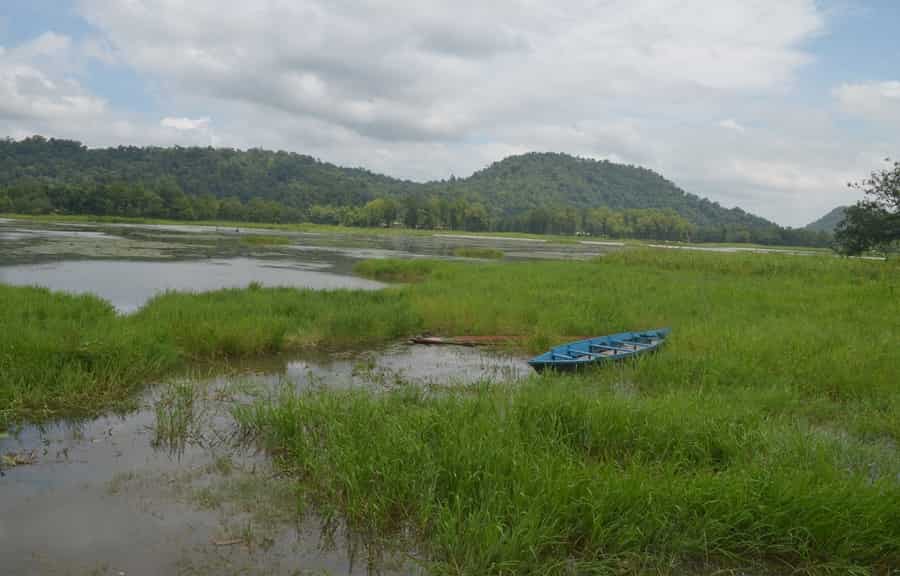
[805,206,847,233]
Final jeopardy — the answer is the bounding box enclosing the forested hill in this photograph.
[439,152,773,229]
[805,206,847,232]
[0,136,418,209]
[1,136,828,245]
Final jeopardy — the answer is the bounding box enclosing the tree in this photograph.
[192,194,220,220]
[139,189,166,218]
[463,202,489,231]
[219,196,247,221]
[835,160,900,255]
[362,198,397,227]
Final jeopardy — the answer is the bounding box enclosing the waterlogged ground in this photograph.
[0,219,612,311]
[0,345,530,575]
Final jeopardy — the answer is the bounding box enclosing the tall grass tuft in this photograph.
[152,379,198,456]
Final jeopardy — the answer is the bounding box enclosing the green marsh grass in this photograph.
[236,377,900,573]
[2,249,898,571]
[452,246,504,259]
[0,285,418,427]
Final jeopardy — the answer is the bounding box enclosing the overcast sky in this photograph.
[2,1,899,226]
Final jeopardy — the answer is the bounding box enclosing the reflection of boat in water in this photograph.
[528,328,670,372]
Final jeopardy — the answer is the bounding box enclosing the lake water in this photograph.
[0,345,530,575]
[0,219,610,311]
[0,258,385,313]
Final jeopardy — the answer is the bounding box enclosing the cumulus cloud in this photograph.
[161,116,211,131]
[0,32,107,125]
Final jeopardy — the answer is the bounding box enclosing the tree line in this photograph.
[1,176,831,246]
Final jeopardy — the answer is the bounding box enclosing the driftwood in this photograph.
[213,538,244,547]
[408,335,524,347]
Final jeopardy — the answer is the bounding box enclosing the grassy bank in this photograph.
[2,250,898,571]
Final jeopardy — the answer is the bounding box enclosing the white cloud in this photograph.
[833,81,900,123]
[14,31,71,60]
[717,119,746,133]
[0,33,107,124]
[726,158,854,194]
[0,32,223,149]
[161,116,211,131]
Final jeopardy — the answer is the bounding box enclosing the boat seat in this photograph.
[589,344,630,352]
[612,340,651,348]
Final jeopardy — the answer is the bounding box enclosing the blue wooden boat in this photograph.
[528,328,671,372]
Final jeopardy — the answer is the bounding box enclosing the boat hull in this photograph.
[528,328,670,373]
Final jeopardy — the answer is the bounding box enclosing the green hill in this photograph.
[805,206,847,232]
[0,136,417,210]
[439,152,773,229]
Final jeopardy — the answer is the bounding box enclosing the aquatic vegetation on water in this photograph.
[239,234,293,246]
[451,246,504,259]
[354,259,437,283]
